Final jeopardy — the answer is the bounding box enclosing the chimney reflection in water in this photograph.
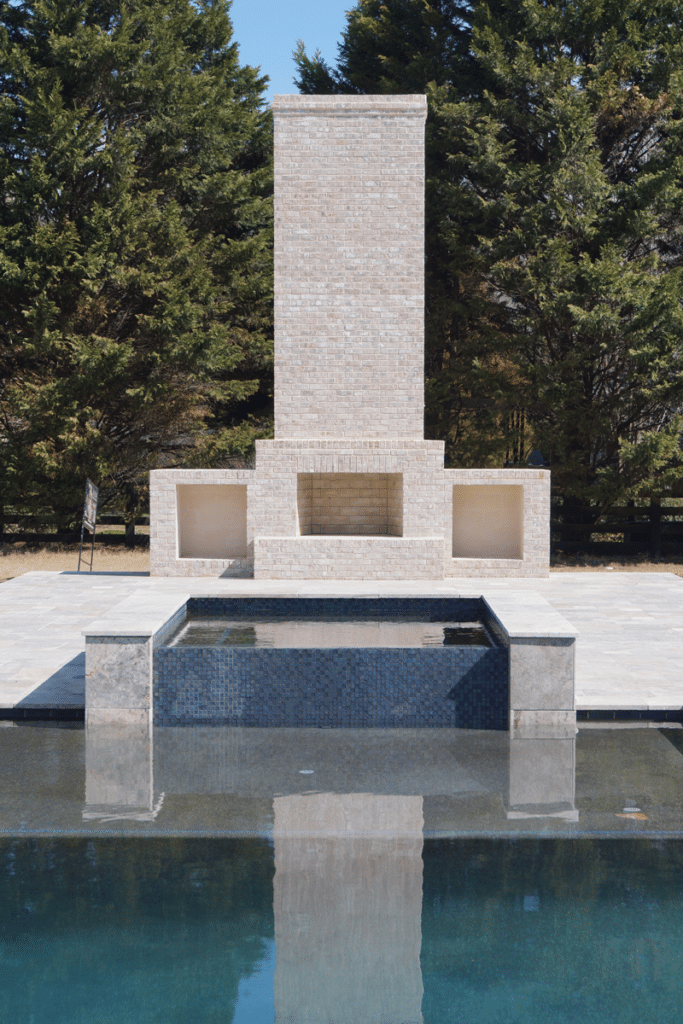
[82,719,578,1020]
[273,794,424,1024]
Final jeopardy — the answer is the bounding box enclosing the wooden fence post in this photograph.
[625,499,635,545]
[649,498,662,561]
[124,485,136,550]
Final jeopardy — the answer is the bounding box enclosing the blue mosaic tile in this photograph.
[154,645,508,730]
[187,596,486,622]
[154,598,509,730]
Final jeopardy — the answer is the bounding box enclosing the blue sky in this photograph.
[230,0,352,101]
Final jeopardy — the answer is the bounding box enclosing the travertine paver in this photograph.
[0,570,682,712]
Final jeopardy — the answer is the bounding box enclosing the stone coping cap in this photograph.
[150,469,255,479]
[272,94,427,117]
[255,536,444,542]
[482,591,578,640]
[176,588,487,599]
[445,469,549,479]
[81,585,575,642]
[257,439,444,449]
[83,592,189,638]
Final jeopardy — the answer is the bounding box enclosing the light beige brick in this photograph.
[150,98,550,581]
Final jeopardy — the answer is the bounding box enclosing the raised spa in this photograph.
[84,591,577,735]
[153,597,508,730]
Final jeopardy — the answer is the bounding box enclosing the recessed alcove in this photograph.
[176,484,247,559]
[452,485,523,560]
[297,473,403,536]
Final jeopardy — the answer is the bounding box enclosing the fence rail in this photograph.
[3,503,683,558]
[0,513,150,549]
[0,514,150,526]
[553,500,683,558]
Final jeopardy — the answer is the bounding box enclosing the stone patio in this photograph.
[0,569,681,715]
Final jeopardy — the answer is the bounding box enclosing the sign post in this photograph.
[77,478,99,573]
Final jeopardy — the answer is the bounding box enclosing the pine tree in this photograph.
[295,0,683,511]
[0,0,273,525]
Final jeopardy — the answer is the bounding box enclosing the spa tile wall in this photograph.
[186,597,486,620]
[154,597,508,730]
[154,646,508,730]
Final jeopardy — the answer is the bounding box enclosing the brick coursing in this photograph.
[149,97,550,580]
[273,95,427,440]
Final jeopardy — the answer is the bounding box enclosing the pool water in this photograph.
[2,836,683,1023]
[165,617,494,649]
[3,722,683,1022]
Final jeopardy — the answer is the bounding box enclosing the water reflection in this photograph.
[507,734,577,820]
[274,794,424,1024]
[4,722,683,1021]
[81,720,578,829]
[80,720,577,1020]
[83,710,161,822]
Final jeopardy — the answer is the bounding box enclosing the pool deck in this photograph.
[0,569,682,714]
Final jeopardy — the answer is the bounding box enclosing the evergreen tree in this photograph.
[294,0,471,96]
[295,0,683,511]
[0,0,273,524]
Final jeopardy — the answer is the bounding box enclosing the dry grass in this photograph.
[550,552,683,576]
[0,542,150,582]
[2,542,682,583]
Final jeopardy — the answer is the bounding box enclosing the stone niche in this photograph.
[150,469,254,578]
[445,470,549,578]
[176,484,247,559]
[452,484,523,560]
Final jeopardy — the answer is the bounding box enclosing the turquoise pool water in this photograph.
[2,837,683,1023]
[3,722,683,1021]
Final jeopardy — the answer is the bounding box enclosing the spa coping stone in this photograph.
[84,593,189,723]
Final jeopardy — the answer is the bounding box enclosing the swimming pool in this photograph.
[3,834,683,1024]
[1,722,683,1022]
